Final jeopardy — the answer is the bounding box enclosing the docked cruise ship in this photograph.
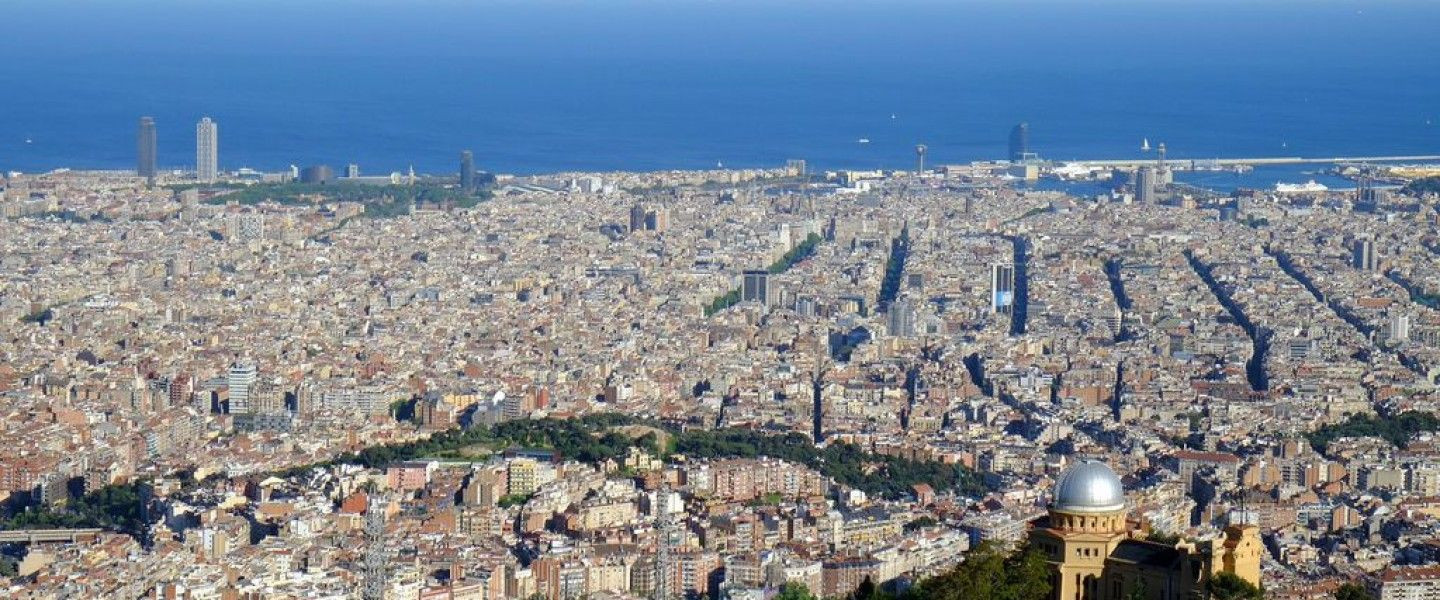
[1274,179,1328,193]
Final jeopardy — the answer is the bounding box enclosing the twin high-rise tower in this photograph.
[135,116,221,183]
[460,150,475,191]
[136,117,157,183]
[196,117,219,183]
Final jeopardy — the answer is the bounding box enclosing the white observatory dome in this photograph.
[1051,460,1127,514]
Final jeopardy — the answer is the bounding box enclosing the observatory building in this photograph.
[1028,460,1262,600]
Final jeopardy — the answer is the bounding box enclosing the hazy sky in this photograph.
[5,0,1435,66]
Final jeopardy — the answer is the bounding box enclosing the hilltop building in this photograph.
[1029,460,1263,600]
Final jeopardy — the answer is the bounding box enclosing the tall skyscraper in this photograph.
[629,203,647,233]
[196,117,218,184]
[991,263,1015,315]
[1352,240,1379,271]
[227,362,257,414]
[1391,313,1412,342]
[742,270,774,307]
[136,117,157,182]
[459,150,475,191]
[1136,167,1158,204]
[1008,122,1029,162]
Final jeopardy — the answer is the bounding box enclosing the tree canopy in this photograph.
[1335,582,1374,600]
[770,233,823,274]
[2,483,148,536]
[908,541,1052,600]
[175,181,491,217]
[776,582,818,600]
[1207,572,1264,600]
[318,414,991,501]
[674,427,991,499]
[1307,411,1440,453]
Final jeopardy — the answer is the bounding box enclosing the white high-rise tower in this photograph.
[196,117,219,183]
[227,362,256,414]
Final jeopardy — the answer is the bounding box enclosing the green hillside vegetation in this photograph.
[4,413,991,538]
[674,427,990,499]
[319,414,990,500]
[766,542,1053,600]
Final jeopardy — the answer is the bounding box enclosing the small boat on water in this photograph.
[1141,138,1150,152]
[857,138,871,144]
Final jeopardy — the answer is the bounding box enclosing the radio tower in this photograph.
[915,144,928,174]
[654,486,677,600]
[362,503,389,600]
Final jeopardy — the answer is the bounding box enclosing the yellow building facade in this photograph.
[1028,461,1262,600]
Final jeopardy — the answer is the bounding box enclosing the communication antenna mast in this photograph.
[362,502,389,600]
[915,144,928,175]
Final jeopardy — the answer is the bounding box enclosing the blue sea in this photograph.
[1,0,1437,186]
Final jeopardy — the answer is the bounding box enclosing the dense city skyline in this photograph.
[4,1,1440,599]
[4,143,1440,598]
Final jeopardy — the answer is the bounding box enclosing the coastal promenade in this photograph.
[1062,154,1440,169]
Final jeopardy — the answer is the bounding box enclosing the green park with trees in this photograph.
[171,179,492,219]
[325,413,989,500]
[1,483,149,536]
[1306,411,1440,453]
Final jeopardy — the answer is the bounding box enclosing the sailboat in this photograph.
[1140,138,1151,152]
